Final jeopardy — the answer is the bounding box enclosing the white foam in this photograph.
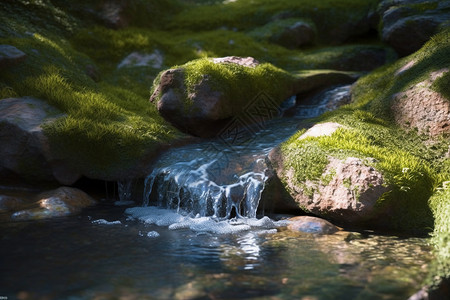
[126,206,283,235]
[146,231,160,238]
[92,219,122,225]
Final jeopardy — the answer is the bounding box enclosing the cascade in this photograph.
[136,85,352,219]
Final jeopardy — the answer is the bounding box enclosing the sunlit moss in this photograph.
[428,186,450,287]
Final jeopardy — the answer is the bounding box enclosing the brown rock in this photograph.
[269,132,390,225]
[287,216,339,234]
[11,187,96,220]
[392,68,450,136]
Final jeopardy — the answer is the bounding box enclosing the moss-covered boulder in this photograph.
[268,123,391,227]
[150,56,294,137]
[150,57,358,137]
[268,29,450,234]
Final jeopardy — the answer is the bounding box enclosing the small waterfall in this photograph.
[141,84,352,219]
[142,148,268,219]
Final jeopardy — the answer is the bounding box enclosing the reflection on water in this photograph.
[0,204,432,300]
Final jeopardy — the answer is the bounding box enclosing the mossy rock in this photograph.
[248,18,316,49]
[150,57,359,137]
[150,57,295,137]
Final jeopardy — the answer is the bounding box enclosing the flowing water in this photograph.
[0,85,434,300]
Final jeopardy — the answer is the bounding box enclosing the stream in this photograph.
[0,85,433,300]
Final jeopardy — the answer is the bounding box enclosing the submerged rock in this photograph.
[287,216,339,234]
[11,187,96,220]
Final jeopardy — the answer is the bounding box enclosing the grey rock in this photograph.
[0,97,80,184]
[0,45,26,68]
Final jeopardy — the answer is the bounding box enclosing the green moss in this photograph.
[248,18,316,45]
[428,186,450,287]
[153,57,295,114]
[0,25,179,176]
[350,28,450,120]
[280,109,441,231]
[432,70,450,101]
[169,0,379,43]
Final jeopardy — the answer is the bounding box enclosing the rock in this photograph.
[11,187,96,220]
[249,18,316,48]
[150,57,289,137]
[0,45,26,69]
[287,216,339,234]
[212,56,260,67]
[0,195,25,212]
[117,50,163,69]
[379,0,450,56]
[268,130,390,225]
[150,57,358,137]
[0,97,81,184]
[297,122,345,140]
[392,68,450,136]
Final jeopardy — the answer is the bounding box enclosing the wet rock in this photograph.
[379,0,450,56]
[0,97,82,184]
[0,45,26,69]
[392,68,450,136]
[287,216,339,234]
[117,50,163,69]
[11,187,96,220]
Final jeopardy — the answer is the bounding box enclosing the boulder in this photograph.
[268,123,390,225]
[0,97,81,184]
[11,186,96,220]
[379,0,450,56]
[150,57,357,137]
[391,68,450,136]
[0,45,26,68]
[150,57,287,137]
[287,216,339,234]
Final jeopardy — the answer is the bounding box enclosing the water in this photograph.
[0,203,432,300]
[0,85,433,299]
